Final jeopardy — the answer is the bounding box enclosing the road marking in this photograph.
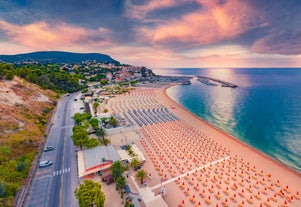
[61,125,73,129]
[53,168,71,176]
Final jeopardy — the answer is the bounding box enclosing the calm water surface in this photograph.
[153,68,301,173]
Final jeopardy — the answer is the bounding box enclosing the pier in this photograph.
[197,76,238,88]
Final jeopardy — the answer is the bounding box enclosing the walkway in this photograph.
[150,156,230,190]
[130,156,230,206]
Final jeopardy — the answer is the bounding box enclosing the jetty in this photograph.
[197,76,238,88]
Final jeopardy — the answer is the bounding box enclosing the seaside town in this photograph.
[1,54,300,207]
[69,62,301,207]
[1,1,301,207]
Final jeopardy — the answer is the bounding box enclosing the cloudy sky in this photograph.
[0,0,301,68]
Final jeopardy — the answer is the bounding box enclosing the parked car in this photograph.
[102,174,114,185]
[39,160,52,168]
[105,177,114,185]
[135,165,142,171]
[44,146,55,152]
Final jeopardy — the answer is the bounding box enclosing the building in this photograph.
[117,144,146,164]
[77,145,120,179]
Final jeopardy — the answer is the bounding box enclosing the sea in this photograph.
[152,68,301,173]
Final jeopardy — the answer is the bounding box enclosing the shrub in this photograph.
[17,162,26,172]
[0,182,6,197]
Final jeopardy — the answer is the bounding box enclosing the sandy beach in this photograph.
[108,86,301,207]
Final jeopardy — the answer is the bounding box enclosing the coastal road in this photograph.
[24,93,82,207]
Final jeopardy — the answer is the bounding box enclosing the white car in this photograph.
[39,160,52,168]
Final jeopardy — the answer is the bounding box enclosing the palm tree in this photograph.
[115,175,126,192]
[136,169,147,185]
[111,161,125,180]
[101,117,108,124]
[130,158,140,171]
[100,117,108,127]
[109,116,117,127]
[96,127,105,140]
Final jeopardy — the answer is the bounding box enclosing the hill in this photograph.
[0,51,119,64]
[0,76,57,206]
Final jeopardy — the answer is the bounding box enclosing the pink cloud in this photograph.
[251,32,301,55]
[0,20,113,50]
[135,0,265,48]
[125,0,179,21]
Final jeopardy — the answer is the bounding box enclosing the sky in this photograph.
[0,0,301,68]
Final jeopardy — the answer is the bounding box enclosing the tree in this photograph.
[103,108,108,113]
[136,169,147,184]
[109,116,117,127]
[96,127,105,139]
[100,117,108,126]
[5,70,14,80]
[83,120,90,129]
[73,113,87,125]
[13,63,83,93]
[111,161,125,180]
[103,138,110,146]
[90,118,99,130]
[93,102,99,111]
[73,125,86,133]
[100,79,108,86]
[124,200,134,207]
[125,145,131,151]
[0,182,6,197]
[115,175,126,192]
[130,80,137,86]
[85,138,100,149]
[75,180,105,207]
[82,88,88,93]
[72,130,89,150]
[130,158,140,170]
[0,63,14,80]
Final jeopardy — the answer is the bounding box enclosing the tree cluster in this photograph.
[73,113,91,126]
[0,147,34,206]
[72,113,115,149]
[11,63,84,93]
[73,113,96,149]
[72,125,100,150]
[111,161,127,194]
[0,63,14,80]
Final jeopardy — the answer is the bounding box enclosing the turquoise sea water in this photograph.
[153,68,301,173]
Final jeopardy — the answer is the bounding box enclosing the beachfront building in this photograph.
[97,112,111,120]
[117,144,146,164]
[77,145,120,179]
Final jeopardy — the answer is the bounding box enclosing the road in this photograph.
[24,93,83,207]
